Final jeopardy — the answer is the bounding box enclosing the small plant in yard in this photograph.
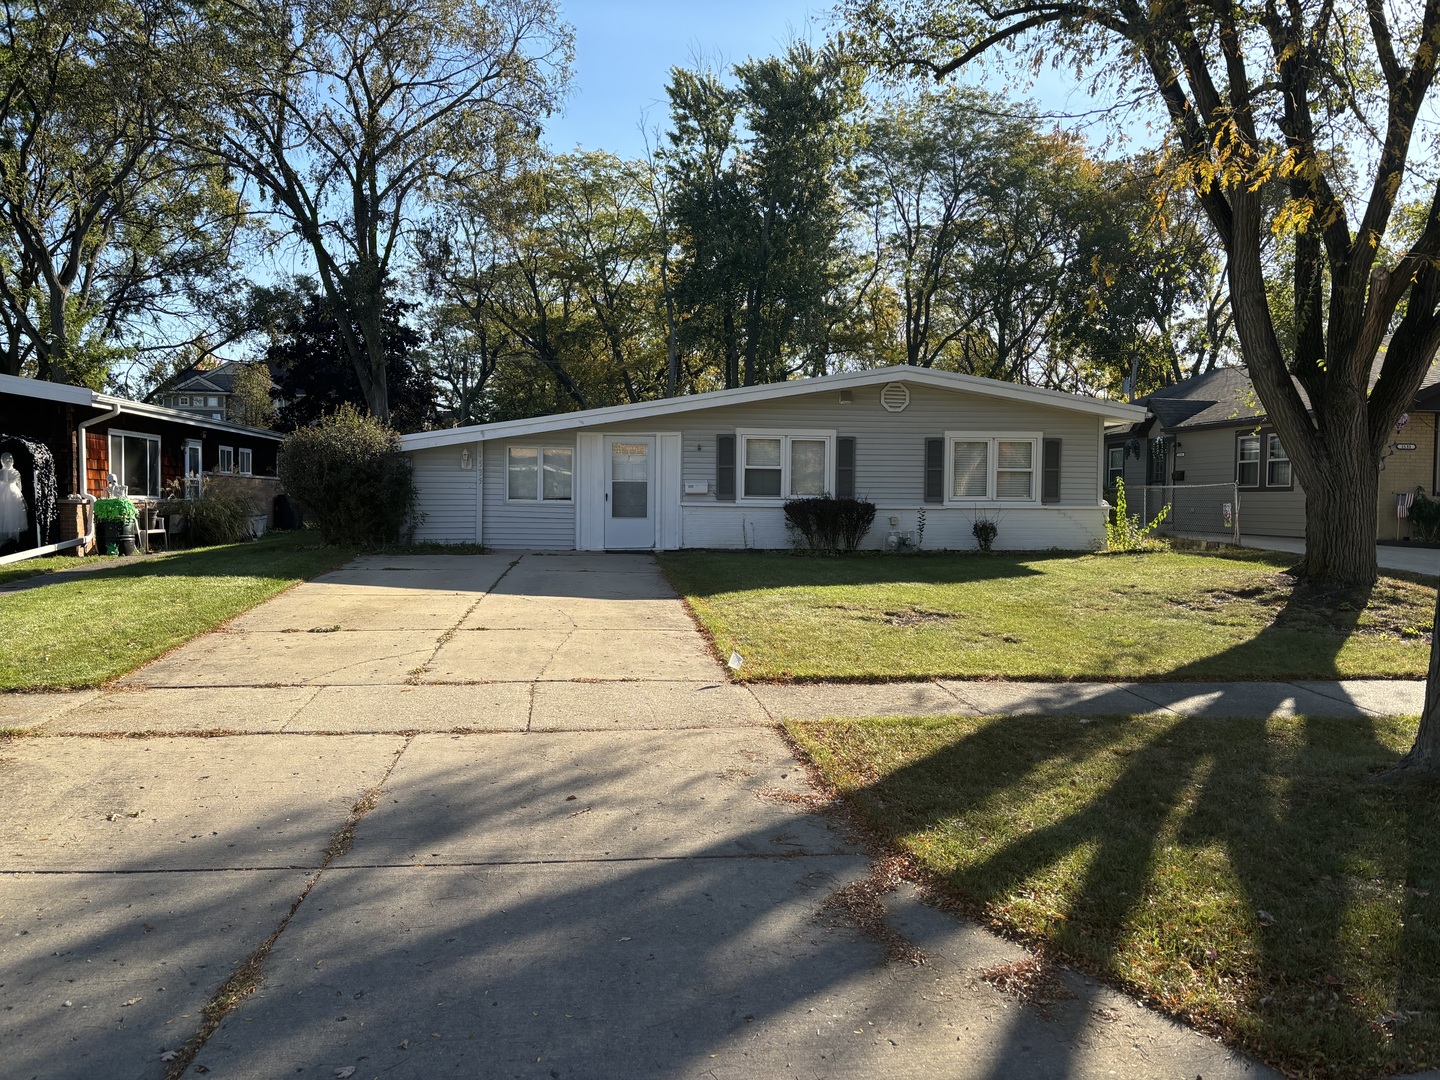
[971,517,998,552]
[1104,478,1170,553]
[279,405,417,545]
[185,478,254,545]
[783,496,877,554]
[92,497,136,523]
[1409,486,1440,542]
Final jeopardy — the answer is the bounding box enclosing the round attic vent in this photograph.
[880,381,910,412]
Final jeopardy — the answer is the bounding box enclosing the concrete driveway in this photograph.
[2,553,1269,1080]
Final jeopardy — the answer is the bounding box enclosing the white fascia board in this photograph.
[401,367,1148,452]
[97,395,284,440]
[0,372,99,407]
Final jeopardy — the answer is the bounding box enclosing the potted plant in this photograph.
[93,497,138,555]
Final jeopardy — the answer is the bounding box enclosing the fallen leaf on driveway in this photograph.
[121,998,140,1007]
[335,1068,356,1079]
[159,1051,177,1062]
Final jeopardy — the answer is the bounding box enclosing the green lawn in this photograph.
[0,551,126,588]
[787,713,1439,1079]
[659,549,1435,681]
[0,533,355,690]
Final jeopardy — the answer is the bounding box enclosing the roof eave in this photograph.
[400,367,1147,451]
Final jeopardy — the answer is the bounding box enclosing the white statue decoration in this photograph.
[0,451,27,544]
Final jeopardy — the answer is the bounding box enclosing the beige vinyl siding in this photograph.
[482,435,577,549]
[409,444,479,544]
[1378,412,1437,540]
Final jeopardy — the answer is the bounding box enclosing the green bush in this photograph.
[783,497,877,554]
[972,517,999,552]
[1104,478,1170,553]
[186,478,254,545]
[92,497,136,523]
[278,405,417,545]
[1410,487,1440,542]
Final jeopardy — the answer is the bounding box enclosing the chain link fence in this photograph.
[1123,483,1241,543]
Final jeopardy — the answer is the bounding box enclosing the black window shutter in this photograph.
[836,437,856,499]
[924,438,944,503]
[716,434,736,501]
[1042,437,1062,503]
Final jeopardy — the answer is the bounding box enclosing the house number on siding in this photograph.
[1396,443,1418,450]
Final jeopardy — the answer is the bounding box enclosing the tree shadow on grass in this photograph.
[828,588,1440,1077]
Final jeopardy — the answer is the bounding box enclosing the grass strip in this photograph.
[786,712,1440,1078]
[660,548,1435,682]
[0,533,356,690]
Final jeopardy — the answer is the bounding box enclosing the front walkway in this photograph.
[1179,531,1440,576]
[1,551,1361,1079]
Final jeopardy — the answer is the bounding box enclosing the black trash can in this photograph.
[273,493,303,531]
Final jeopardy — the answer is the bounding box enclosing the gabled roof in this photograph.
[1137,367,1263,430]
[1139,354,1440,433]
[0,372,282,441]
[400,366,1148,452]
[151,358,269,400]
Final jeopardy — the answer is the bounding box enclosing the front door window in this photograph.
[610,442,649,518]
[603,436,655,548]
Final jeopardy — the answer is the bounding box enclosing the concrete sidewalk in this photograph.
[3,550,1377,1079]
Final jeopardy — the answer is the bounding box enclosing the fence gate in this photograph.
[1128,483,1241,543]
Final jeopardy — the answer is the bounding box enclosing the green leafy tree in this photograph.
[666,43,864,387]
[841,0,1440,590]
[0,0,243,386]
[842,0,1440,768]
[209,0,571,422]
[267,286,437,434]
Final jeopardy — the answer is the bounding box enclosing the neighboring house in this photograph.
[147,359,275,423]
[400,366,1147,551]
[0,373,284,553]
[1104,364,1440,540]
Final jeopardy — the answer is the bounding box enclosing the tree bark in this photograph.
[1298,446,1380,585]
[1379,584,1440,779]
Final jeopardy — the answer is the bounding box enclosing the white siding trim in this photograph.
[658,432,682,550]
[575,432,604,551]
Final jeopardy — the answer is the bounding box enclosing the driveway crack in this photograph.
[161,734,413,1079]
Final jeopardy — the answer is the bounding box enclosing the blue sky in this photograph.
[543,1,828,158]
[541,0,1161,160]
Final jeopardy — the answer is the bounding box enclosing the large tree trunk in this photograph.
[1298,434,1380,586]
[1380,585,1440,779]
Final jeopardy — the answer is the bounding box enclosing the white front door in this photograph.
[604,436,655,549]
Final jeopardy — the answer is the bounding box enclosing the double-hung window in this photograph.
[945,433,1040,502]
[1236,435,1261,487]
[507,446,574,502]
[238,448,253,476]
[217,446,234,474]
[738,431,833,500]
[1107,445,1124,487]
[1266,434,1291,487]
[107,430,162,497]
